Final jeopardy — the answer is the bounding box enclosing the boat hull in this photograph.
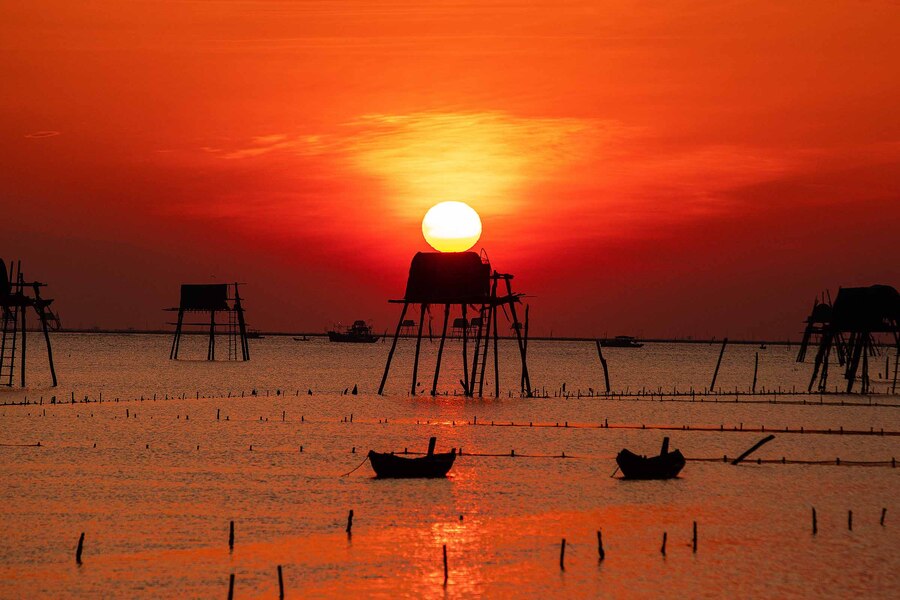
[327,332,379,343]
[368,450,456,478]
[616,449,685,479]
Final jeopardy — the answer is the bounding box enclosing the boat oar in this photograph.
[731,435,775,466]
[340,454,371,477]
[609,465,620,478]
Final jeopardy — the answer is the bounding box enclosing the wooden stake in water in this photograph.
[848,510,853,531]
[595,341,611,393]
[75,532,85,564]
[346,510,354,535]
[227,573,235,600]
[443,544,448,583]
[597,530,605,561]
[661,531,667,556]
[710,338,728,392]
[881,508,887,526]
[229,521,234,551]
[752,352,759,393]
[560,538,566,570]
[812,507,817,535]
[277,565,285,600]
[692,521,698,553]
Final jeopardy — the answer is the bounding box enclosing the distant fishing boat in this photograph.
[327,320,379,343]
[293,336,311,342]
[368,437,456,478]
[246,329,264,339]
[600,335,644,348]
[616,437,685,479]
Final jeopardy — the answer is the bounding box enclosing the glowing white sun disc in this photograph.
[422,201,482,252]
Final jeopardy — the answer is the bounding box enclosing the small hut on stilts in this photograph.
[797,284,900,393]
[378,251,531,397]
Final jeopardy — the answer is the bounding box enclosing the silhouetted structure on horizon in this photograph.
[0,258,60,387]
[797,284,900,393]
[166,283,250,361]
[378,251,531,397]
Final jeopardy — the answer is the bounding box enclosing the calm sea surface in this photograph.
[1,334,898,598]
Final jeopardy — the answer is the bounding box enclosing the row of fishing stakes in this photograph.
[812,508,888,533]
[557,523,697,570]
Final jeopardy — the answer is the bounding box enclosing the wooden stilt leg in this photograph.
[411,304,426,396]
[431,304,451,395]
[461,304,469,393]
[378,302,408,395]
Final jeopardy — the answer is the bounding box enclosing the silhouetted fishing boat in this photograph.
[327,320,379,343]
[293,336,311,341]
[600,335,644,348]
[246,329,264,339]
[368,437,456,478]
[616,437,685,479]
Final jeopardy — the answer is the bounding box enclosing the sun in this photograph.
[422,201,482,252]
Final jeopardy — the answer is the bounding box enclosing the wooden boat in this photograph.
[600,335,644,348]
[616,437,685,479]
[368,437,456,478]
[293,336,311,341]
[327,320,379,343]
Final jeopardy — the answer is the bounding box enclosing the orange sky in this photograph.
[2,1,898,337]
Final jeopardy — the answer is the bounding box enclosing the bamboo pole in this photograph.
[431,304,451,395]
[710,338,728,392]
[378,302,408,395]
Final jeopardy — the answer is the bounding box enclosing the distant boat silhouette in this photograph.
[328,320,379,343]
[600,335,644,348]
[293,336,310,341]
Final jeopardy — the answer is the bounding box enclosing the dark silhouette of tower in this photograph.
[166,283,250,361]
[378,251,531,397]
[0,258,59,387]
[798,285,900,393]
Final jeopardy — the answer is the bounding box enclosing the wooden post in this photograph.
[233,283,250,360]
[731,435,775,465]
[19,286,26,387]
[208,310,216,361]
[378,302,409,395]
[710,338,728,392]
[881,508,887,526]
[692,521,697,553]
[411,305,427,396]
[812,507,817,535]
[277,565,284,600]
[597,530,605,561]
[503,276,531,396]
[443,544,448,583]
[559,538,566,570]
[892,348,899,395]
[35,284,57,386]
[752,352,759,393]
[75,532,85,564]
[170,308,184,359]
[461,304,469,392]
[431,304,451,395]
[227,573,235,600]
[521,305,529,393]
[661,531,667,555]
[346,510,354,534]
[229,521,234,550]
[595,341,610,393]
[848,510,853,531]
[427,437,437,456]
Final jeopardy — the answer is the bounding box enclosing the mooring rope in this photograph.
[340,454,370,477]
